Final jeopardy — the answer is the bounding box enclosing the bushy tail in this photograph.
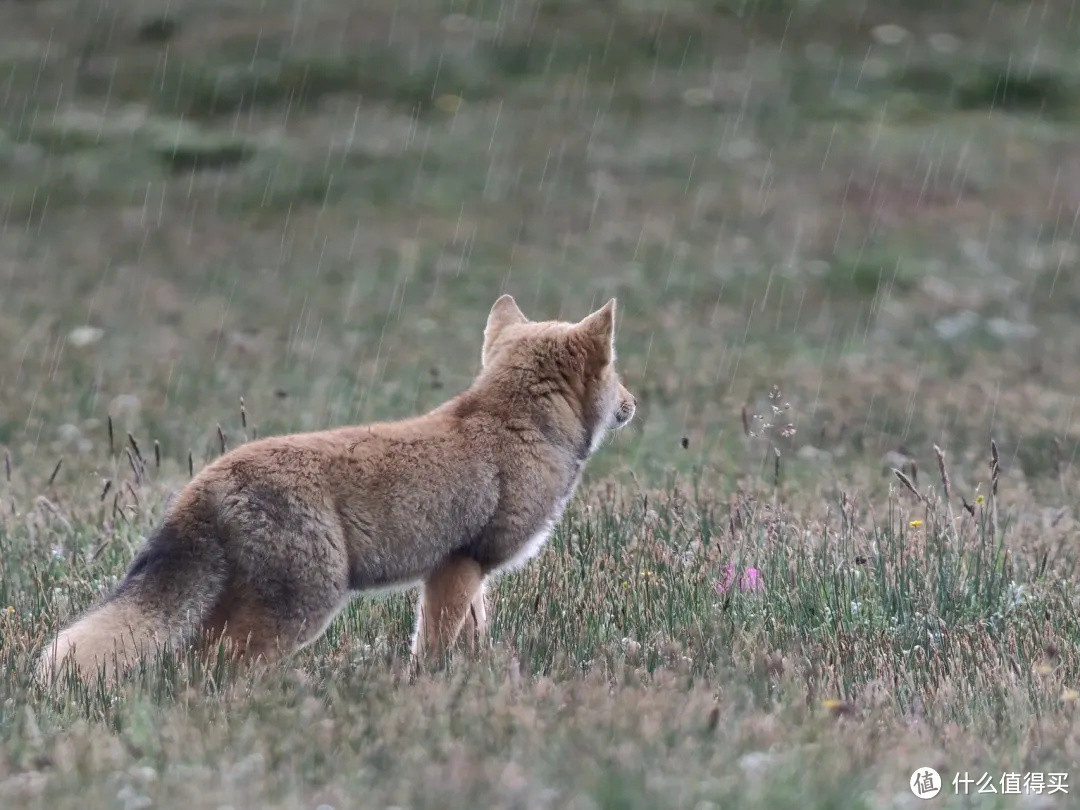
[37,518,228,686]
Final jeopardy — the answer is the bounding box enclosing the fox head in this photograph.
[479,294,636,456]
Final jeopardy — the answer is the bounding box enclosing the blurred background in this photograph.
[2,0,1079,494]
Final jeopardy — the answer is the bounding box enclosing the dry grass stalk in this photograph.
[933,444,952,501]
[127,432,144,465]
[188,450,194,478]
[47,458,63,487]
[990,439,1001,496]
[217,424,227,455]
[99,478,112,501]
[3,448,10,483]
[126,448,142,485]
[35,495,71,531]
[154,440,161,471]
[933,443,956,530]
[989,438,1001,535]
[90,536,112,562]
[107,415,115,456]
[892,467,926,504]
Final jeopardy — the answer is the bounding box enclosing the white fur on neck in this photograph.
[498,465,583,574]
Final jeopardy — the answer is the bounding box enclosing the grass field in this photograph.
[3,1,1080,807]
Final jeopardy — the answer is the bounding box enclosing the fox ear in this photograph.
[578,298,616,359]
[487,294,527,333]
[483,294,527,365]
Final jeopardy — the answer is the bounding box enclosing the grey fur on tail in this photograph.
[37,518,228,685]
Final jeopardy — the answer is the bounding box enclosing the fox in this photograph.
[37,294,636,684]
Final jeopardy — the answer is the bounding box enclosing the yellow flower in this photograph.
[1062,688,1079,704]
[822,698,853,715]
[909,520,923,529]
[976,495,985,505]
[1034,662,1054,676]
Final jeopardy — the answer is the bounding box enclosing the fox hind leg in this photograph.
[412,554,485,660]
[203,546,351,666]
[206,587,349,665]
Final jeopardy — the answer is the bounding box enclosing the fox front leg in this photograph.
[411,554,486,660]
[462,579,488,653]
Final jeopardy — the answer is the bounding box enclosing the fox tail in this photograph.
[37,516,228,686]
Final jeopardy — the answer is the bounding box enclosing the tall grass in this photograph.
[1,425,1076,807]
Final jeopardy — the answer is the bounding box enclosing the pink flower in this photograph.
[741,567,764,591]
[716,562,764,594]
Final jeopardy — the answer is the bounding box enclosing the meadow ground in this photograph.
[3,1,1080,807]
